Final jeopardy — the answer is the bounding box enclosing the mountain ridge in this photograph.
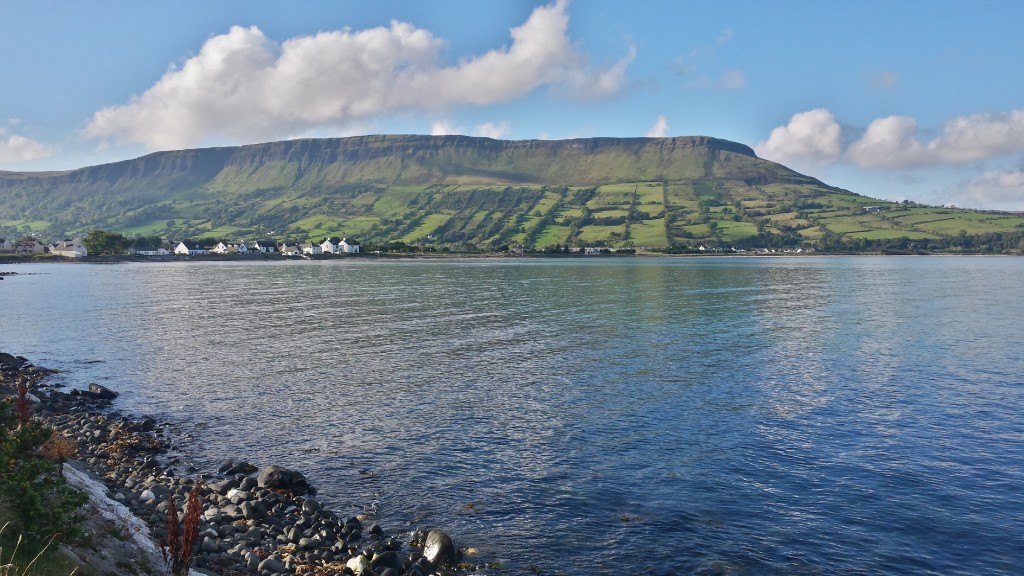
[2,135,1021,252]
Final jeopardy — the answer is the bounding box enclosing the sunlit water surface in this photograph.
[2,257,1022,574]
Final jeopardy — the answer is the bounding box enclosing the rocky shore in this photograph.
[1,352,472,576]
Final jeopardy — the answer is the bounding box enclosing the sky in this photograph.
[2,0,1023,210]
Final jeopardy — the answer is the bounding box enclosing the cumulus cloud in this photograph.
[845,115,930,168]
[947,168,1024,211]
[83,0,632,150]
[754,108,842,170]
[0,127,54,163]
[846,109,1024,168]
[473,122,510,139]
[431,120,460,136]
[646,115,669,138]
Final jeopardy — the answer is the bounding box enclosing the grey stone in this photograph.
[208,478,240,495]
[87,383,118,400]
[346,555,371,575]
[371,550,404,572]
[201,536,219,554]
[423,529,458,567]
[257,555,286,573]
[256,465,310,494]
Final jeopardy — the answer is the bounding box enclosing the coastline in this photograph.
[2,352,468,576]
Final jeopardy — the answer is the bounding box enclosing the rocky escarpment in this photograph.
[4,354,471,576]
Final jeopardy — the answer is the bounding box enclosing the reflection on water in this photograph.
[3,257,1023,574]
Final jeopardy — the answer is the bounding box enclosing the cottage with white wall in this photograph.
[252,240,278,253]
[48,239,85,257]
[211,241,248,254]
[174,241,208,256]
[338,238,360,254]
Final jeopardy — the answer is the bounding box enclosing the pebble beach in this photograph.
[1,351,470,576]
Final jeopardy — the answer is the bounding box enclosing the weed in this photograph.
[159,479,202,576]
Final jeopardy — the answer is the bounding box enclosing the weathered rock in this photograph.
[258,555,286,573]
[371,550,404,572]
[256,465,310,494]
[86,383,118,400]
[423,529,458,567]
[207,477,240,495]
[217,458,257,475]
[346,555,372,575]
[301,498,321,514]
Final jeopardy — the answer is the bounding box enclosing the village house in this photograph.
[47,239,85,257]
[300,243,322,255]
[279,243,301,256]
[252,240,278,254]
[174,241,208,256]
[320,238,340,254]
[338,238,360,254]
[0,238,13,253]
[211,241,248,255]
[127,244,168,256]
[15,239,46,254]
[321,237,360,254]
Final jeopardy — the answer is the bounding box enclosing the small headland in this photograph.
[1,351,472,576]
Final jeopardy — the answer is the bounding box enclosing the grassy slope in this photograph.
[1,135,1020,249]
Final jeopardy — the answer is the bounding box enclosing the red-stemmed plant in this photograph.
[160,478,203,576]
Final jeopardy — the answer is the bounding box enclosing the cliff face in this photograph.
[1,135,767,193]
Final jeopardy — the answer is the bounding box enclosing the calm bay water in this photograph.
[2,257,1022,574]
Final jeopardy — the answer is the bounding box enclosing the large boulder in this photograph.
[256,465,310,494]
[423,529,458,567]
[86,383,118,400]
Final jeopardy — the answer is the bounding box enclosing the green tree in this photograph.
[83,229,129,255]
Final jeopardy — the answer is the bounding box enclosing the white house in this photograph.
[279,243,301,256]
[300,243,322,255]
[174,241,208,256]
[338,238,360,254]
[211,241,248,255]
[48,239,86,257]
[322,237,360,254]
[320,238,340,254]
[252,240,278,254]
[128,244,169,256]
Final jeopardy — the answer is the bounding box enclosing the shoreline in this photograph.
[2,352,469,576]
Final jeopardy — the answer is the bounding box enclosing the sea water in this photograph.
[2,257,1022,574]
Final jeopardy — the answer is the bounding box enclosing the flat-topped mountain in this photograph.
[1,135,1020,250]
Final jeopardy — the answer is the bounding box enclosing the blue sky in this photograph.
[2,0,1023,209]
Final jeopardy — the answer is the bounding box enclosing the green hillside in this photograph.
[1,135,1021,252]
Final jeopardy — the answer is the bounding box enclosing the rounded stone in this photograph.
[423,529,458,567]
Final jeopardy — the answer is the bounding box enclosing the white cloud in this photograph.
[846,109,1024,169]
[0,127,55,163]
[564,45,636,99]
[845,115,930,169]
[646,115,669,138]
[82,0,632,151]
[947,169,1024,211]
[755,108,842,170]
[473,122,510,139]
[930,110,1024,164]
[431,120,460,136]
